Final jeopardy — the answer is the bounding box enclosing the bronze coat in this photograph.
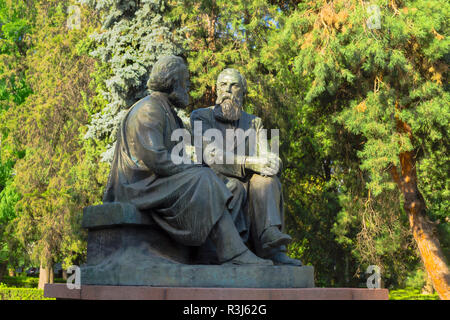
[103,93,233,246]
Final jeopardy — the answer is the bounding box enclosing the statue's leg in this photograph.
[248,174,288,245]
[194,176,249,264]
[248,175,302,266]
[223,176,249,243]
[209,211,273,266]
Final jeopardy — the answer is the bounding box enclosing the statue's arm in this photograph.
[190,110,245,178]
[133,103,195,176]
[244,117,283,176]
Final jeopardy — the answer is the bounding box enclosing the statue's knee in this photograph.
[250,174,279,191]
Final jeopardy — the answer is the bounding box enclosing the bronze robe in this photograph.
[103,93,233,246]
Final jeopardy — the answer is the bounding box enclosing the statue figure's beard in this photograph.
[169,85,189,109]
[216,94,243,121]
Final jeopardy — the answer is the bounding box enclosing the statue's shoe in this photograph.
[260,227,292,250]
[224,249,274,266]
[270,252,302,266]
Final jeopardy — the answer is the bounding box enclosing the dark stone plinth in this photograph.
[81,203,315,288]
[82,203,194,266]
[45,284,389,300]
[82,257,315,288]
[82,202,153,228]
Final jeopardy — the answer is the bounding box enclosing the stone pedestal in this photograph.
[44,284,389,300]
[82,262,315,288]
[45,203,389,300]
[81,203,315,288]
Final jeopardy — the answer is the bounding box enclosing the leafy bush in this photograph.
[389,288,440,300]
[0,275,65,288]
[0,286,55,300]
[404,269,427,289]
[1,275,38,288]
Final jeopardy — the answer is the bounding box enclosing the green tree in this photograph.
[174,0,358,286]
[172,0,279,111]
[262,0,449,298]
[0,0,33,280]
[5,0,107,289]
[81,0,186,161]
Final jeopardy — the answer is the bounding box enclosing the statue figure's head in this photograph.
[147,55,190,108]
[215,68,247,121]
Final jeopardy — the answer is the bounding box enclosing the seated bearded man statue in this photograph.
[190,68,302,266]
[103,56,273,266]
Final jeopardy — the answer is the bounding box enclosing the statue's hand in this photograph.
[245,153,280,176]
[261,153,281,176]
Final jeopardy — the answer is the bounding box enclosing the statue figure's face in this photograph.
[169,64,190,109]
[216,70,245,121]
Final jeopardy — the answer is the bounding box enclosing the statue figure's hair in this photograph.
[147,55,186,92]
[217,68,247,95]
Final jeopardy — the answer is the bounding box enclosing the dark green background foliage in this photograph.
[0,0,447,297]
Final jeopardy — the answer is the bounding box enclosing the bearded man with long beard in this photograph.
[190,68,302,266]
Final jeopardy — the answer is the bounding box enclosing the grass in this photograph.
[389,288,440,300]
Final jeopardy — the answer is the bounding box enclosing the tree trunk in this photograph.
[0,261,7,282]
[38,258,54,290]
[422,271,434,295]
[344,255,349,285]
[390,116,450,299]
[391,148,450,300]
[206,9,217,51]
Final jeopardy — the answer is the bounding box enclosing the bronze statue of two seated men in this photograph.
[103,55,302,267]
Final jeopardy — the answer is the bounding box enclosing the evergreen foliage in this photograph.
[260,0,449,291]
[81,0,186,161]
